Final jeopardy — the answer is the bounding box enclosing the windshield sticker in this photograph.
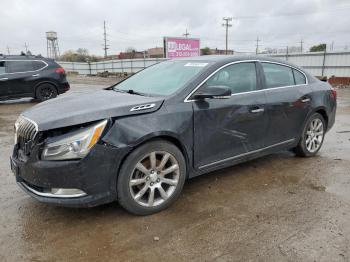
[184,62,208,67]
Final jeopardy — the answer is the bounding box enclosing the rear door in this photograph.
[0,61,9,97]
[260,61,312,146]
[191,61,268,169]
[5,60,40,96]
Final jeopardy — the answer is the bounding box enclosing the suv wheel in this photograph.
[117,140,186,215]
[294,113,326,157]
[36,83,57,101]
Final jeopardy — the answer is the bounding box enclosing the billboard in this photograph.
[163,37,200,59]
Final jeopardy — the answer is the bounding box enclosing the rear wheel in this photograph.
[35,83,57,101]
[117,140,186,215]
[294,113,326,157]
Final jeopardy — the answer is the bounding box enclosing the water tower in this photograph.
[46,31,60,59]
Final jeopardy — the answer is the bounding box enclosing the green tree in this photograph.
[59,49,100,62]
[201,47,211,55]
[310,44,327,52]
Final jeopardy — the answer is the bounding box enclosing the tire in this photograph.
[294,113,326,157]
[117,140,186,215]
[35,83,58,101]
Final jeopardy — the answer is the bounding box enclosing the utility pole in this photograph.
[255,37,261,55]
[300,39,303,53]
[183,29,190,38]
[222,17,232,55]
[103,20,109,58]
[24,42,29,53]
[6,46,10,55]
[331,41,334,51]
[286,46,289,61]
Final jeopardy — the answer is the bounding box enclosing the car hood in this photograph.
[21,90,164,131]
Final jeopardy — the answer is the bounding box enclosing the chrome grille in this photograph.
[15,116,38,145]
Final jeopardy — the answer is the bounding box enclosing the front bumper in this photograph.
[11,143,129,207]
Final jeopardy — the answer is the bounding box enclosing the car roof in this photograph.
[0,55,50,61]
[178,55,301,69]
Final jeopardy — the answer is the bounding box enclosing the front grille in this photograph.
[15,116,38,155]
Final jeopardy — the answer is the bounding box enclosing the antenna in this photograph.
[183,29,190,38]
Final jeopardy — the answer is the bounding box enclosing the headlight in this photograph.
[42,120,108,161]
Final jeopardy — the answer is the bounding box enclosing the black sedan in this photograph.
[11,56,336,215]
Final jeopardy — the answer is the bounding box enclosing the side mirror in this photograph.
[192,86,232,100]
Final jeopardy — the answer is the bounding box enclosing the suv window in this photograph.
[6,61,34,73]
[293,69,306,85]
[32,61,46,70]
[261,63,294,88]
[206,62,257,94]
[0,61,5,74]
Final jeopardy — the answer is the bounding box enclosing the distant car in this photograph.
[11,56,336,215]
[0,55,69,101]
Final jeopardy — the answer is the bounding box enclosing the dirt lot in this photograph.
[0,77,349,262]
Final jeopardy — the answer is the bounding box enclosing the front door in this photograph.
[191,62,268,169]
[5,60,37,96]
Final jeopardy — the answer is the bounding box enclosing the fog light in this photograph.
[51,188,86,197]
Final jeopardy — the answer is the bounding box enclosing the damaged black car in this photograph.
[11,56,336,215]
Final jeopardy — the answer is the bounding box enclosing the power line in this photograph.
[222,17,233,55]
[103,20,109,58]
[233,4,350,20]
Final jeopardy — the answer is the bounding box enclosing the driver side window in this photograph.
[206,62,257,94]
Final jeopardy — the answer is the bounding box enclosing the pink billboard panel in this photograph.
[164,37,200,59]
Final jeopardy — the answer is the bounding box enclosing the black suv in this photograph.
[0,55,69,101]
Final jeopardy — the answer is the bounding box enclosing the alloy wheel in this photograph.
[129,151,180,207]
[40,87,54,99]
[305,118,324,153]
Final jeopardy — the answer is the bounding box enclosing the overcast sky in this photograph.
[1,0,350,56]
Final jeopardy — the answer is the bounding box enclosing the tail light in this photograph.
[55,67,65,74]
[331,88,337,100]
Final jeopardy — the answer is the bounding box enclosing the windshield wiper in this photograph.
[126,89,147,96]
[113,88,147,96]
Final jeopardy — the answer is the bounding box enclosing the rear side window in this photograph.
[6,61,34,73]
[5,60,46,73]
[0,61,5,74]
[293,69,306,85]
[261,63,294,88]
[206,62,257,94]
[32,61,46,70]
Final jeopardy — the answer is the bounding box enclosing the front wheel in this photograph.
[117,140,186,215]
[294,113,326,157]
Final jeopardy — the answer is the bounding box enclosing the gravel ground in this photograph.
[0,77,349,262]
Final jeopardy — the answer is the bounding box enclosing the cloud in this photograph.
[0,0,349,56]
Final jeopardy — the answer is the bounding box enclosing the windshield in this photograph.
[114,60,210,96]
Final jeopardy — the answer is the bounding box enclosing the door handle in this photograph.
[301,97,311,103]
[250,108,265,113]
[0,78,8,81]
[32,74,39,77]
